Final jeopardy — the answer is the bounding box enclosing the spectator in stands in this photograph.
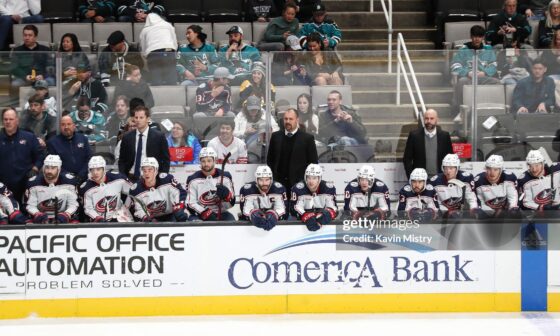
[166,121,201,165]
[521,0,550,20]
[246,0,278,22]
[64,62,108,115]
[318,90,367,146]
[69,96,107,143]
[118,106,169,181]
[99,30,143,86]
[298,3,341,50]
[267,108,318,191]
[234,95,279,146]
[117,0,165,22]
[20,93,56,145]
[403,109,453,178]
[194,67,235,118]
[11,25,53,92]
[0,107,42,202]
[176,24,218,86]
[78,0,116,22]
[512,59,556,113]
[59,33,90,85]
[497,44,532,84]
[275,0,317,23]
[541,30,560,78]
[239,62,276,110]
[486,0,532,47]
[296,93,318,134]
[105,95,129,138]
[450,25,499,108]
[538,0,560,47]
[114,116,135,165]
[113,64,154,108]
[126,97,161,131]
[0,0,42,52]
[208,119,249,164]
[271,50,311,86]
[300,32,343,85]
[47,115,92,182]
[23,79,57,115]
[260,2,300,51]
[139,13,177,86]
[219,25,262,85]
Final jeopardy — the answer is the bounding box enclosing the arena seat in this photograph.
[231,86,241,112]
[252,22,268,46]
[12,23,52,48]
[479,0,506,20]
[476,114,516,160]
[203,0,244,22]
[213,22,253,48]
[174,23,213,44]
[105,86,115,107]
[527,20,540,47]
[275,86,311,107]
[133,23,145,43]
[93,23,134,48]
[150,85,188,115]
[166,0,203,23]
[443,21,482,49]
[41,0,77,23]
[311,85,353,107]
[186,86,198,117]
[462,84,507,116]
[18,86,57,111]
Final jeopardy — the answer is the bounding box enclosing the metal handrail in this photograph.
[396,33,427,126]
[376,0,393,73]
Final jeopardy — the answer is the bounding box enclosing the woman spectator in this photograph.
[260,2,300,51]
[296,93,318,134]
[234,95,279,146]
[239,62,276,110]
[271,50,311,86]
[541,30,560,79]
[166,121,201,165]
[538,0,560,48]
[300,32,344,85]
[58,33,89,85]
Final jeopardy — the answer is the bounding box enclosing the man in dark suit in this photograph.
[118,106,169,181]
[267,108,318,191]
[403,109,454,178]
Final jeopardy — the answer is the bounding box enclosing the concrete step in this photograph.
[362,119,455,135]
[346,72,446,87]
[357,103,454,119]
[331,12,428,28]
[324,0,427,12]
[339,50,450,61]
[342,58,449,73]
[343,27,435,41]
[339,39,435,50]
[352,88,453,105]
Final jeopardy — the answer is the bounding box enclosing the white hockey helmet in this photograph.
[485,154,504,169]
[442,153,460,170]
[88,156,106,170]
[141,157,159,174]
[255,165,273,180]
[305,164,323,178]
[199,147,217,160]
[357,165,375,186]
[409,168,428,184]
[526,150,545,165]
[43,154,62,168]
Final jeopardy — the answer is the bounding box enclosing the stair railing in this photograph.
[376,0,393,73]
[396,33,427,125]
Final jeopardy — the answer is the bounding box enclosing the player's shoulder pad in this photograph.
[159,173,168,179]
[243,183,252,190]
[350,181,358,187]
[198,83,206,88]
[274,182,283,188]
[65,173,76,180]
[325,181,335,189]
[430,175,438,181]
[375,181,385,187]
[109,171,120,176]
[461,171,472,177]
[296,182,304,189]
[425,184,434,191]
[0,182,4,188]
[474,175,480,182]
[130,183,139,191]
[403,185,411,192]
[520,172,526,179]
[80,181,87,189]
[28,176,37,182]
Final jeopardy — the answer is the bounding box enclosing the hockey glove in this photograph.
[174,209,188,222]
[0,217,7,225]
[92,216,105,223]
[9,211,27,224]
[302,211,321,231]
[316,208,336,225]
[215,184,231,201]
[470,208,486,220]
[33,212,49,224]
[200,208,218,221]
[264,210,278,231]
[141,215,157,222]
[250,210,267,228]
[56,212,71,224]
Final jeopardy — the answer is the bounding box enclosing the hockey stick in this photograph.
[128,194,151,221]
[449,178,468,213]
[53,197,59,224]
[217,152,232,220]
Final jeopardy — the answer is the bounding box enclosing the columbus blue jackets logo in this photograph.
[38,198,63,212]
[146,200,167,215]
[534,188,553,205]
[485,197,507,209]
[442,197,463,210]
[199,190,218,206]
[95,196,118,213]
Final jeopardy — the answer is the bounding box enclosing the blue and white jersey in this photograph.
[79,171,132,221]
[239,181,287,220]
[129,173,187,220]
[517,164,560,210]
[474,171,518,216]
[397,184,439,215]
[343,178,390,213]
[291,180,337,218]
[25,173,79,219]
[429,171,478,212]
[186,169,235,216]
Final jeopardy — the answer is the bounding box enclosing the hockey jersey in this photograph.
[79,171,132,221]
[25,173,79,219]
[517,164,560,211]
[0,183,23,220]
[186,169,235,216]
[474,171,518,216]
[429,171,478,212]
[128,173,187,221]
[239,181,287,220]
[397,184,439,219]
[195,81,232,115]
[291,180,337,218]
[176,43,219,81]
[344,178,390,213]
[207,136,248,164]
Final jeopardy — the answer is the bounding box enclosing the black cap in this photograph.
[313,3,326,13]
[107,30,125,46]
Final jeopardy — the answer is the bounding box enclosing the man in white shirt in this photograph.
[207,119,248,164]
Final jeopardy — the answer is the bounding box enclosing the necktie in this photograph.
[287,132,293,138]
[134,133,143,178]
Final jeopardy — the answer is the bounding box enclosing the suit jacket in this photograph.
[403,126,453,178]
[118,128,170,176]
[267,129,318,190]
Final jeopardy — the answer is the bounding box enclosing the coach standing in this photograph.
[0,107,42,202]
[267,108,318,191]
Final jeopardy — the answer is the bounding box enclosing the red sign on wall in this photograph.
[452,143,472,159]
